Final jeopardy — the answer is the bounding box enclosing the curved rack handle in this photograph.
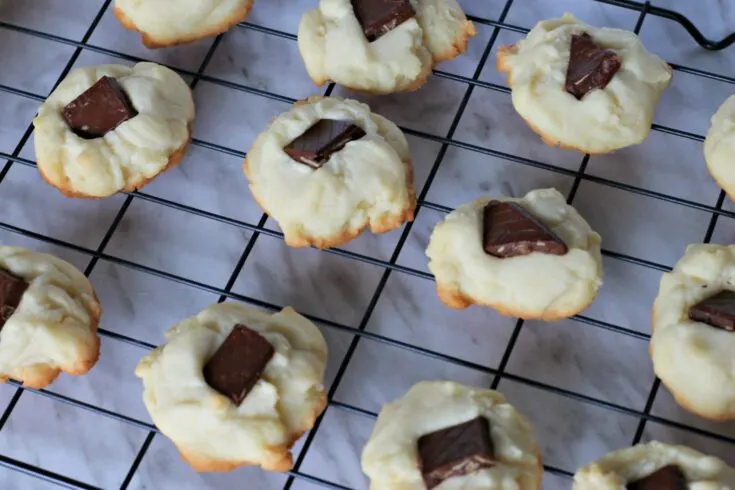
[600,0,735,50]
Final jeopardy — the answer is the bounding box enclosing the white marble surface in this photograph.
[1,0,735,489]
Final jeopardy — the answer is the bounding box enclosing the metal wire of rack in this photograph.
[0,0,733,489]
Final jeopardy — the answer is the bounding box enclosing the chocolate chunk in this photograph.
[482,201,568,258]
[62,76,137,139]
[202,324,274,406]
[418,417,496,489]
[351,0,416,42]
[0,268,29,331]
[627,465,686,490]
[284,119,366,169]
[688,290,735,331]
[565,33,622,100]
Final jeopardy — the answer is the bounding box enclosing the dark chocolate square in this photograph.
[627,465,686,490]
[351,0,416,42]
[203,324,274,406]
[283,119,366,169]
[688,289,735,331]
[0,268,29,330]
[417,417,496,489]
[565,33,622,100]
[482,201,568,258]
[62,76,138,139]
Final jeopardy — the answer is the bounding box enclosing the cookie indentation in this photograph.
[284,119,366,169]
[418,416,496,489]
[688,290,735,332]
[203,324,274,406]
[482,201,568,258]
[0,268,28,330]
[565,33,621,100]
[351,0,416,42]
[62,76,137,139]
[627,465,686,490]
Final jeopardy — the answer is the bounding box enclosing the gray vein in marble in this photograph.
[205,27,318,100]
[573,180,711,267]
[364,271,517,368]
[655,71,733,137]
[193,81,291,153]
[141,145,263,225]
[505,318,654,410]
[0,468,61,490]
[499,379,639,472]
[46,336,152,424]
[396,207,442,273]
[712,215,735,246]
[0,0,103,40]
[300,408,373,489]
[504,0,639,29]
[129,435,287,490]
[90,260,219,345]
[0,92,38,154]
[480,29,525,87]
[0,392,147,488]
[586,130,721,206]
[334,339,494,413]
[427,145,575,208]
[89,5,216,71]
[0,28,75,95]
[105,199,252,287]
[651,388,735,446]
[233,234,384,326]
[438,24,493,79]
[0,382,15,414]
[642,421,735,467]
[454,88,584,171]
[0,164,126,250]
[332,76,468,137]
[582,256,661,334]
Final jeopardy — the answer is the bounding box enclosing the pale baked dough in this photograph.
[114,0,253,48]
[33,62,195,199]
[705,94,735,201]
[0,246,101,389]
[426,188,602,320]
[497,14,672,154]
[573,441,735,489]
[361,381,542,490]
[244,96,416,249]
[297,0,476,94]
[652,244,735,421]
[136,303,328,472]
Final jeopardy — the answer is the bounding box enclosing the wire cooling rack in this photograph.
[0,0,734,489]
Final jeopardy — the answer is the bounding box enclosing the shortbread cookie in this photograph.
[362,381,542,490]
[573,441,735,489]
[298,0,476,94]
[136,303,328,472]
[651,243,735,420]
[426,188,602,320]
[244,96,416,248]
[114,0,253,48]
[497,14,672,154]
[705,94,735,201]
[33,62,195,198]
[0,246,101,389]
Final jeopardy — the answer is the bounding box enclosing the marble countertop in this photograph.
[2,0,735,489]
